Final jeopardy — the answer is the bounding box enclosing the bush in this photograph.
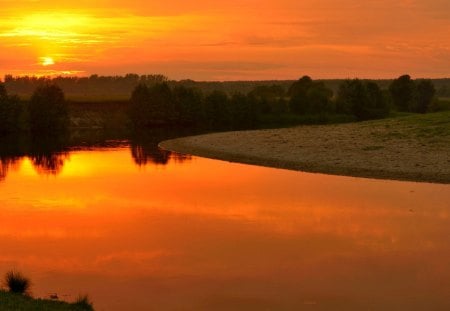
[4,271,31,295]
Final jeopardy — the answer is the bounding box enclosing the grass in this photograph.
[374,110,450,141]
[0,291,94,311]
[4,271,30,295]
[0,272,94,311]
[258,112,356,128]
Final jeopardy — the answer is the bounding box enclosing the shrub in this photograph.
[4,271,31,295]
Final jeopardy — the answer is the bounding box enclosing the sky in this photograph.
[0,0,449,80]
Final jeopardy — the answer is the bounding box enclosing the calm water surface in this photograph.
[0,138,449,310]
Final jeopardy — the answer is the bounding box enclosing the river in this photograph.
[0,134,449,310]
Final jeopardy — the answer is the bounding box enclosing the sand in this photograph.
[160,116,450,184]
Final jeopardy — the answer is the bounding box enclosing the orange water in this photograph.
[0,148,449,310]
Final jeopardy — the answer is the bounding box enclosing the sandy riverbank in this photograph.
[160,112,450,184]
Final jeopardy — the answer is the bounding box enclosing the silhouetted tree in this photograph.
[389,75,416,112]
[204,90,231,129]
[289,76,333,115]
[173,85,204,125]
[230,93,259,129]
[415,79,435,113]
[249,85,286,114]
[129,82,176,126]
[0,83,25,134]
[336,79,389,120]
[129,84,151,127]
[29,84,68,132]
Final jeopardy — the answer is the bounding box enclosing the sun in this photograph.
[40,57,55,66]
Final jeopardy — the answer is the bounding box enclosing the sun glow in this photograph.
[41,57,55,66]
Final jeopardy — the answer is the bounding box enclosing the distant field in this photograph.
[6,78,450,101]
[161,111,450,184]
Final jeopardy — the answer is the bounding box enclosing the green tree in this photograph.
[204,90,231,129]
[230,93,259,129]
[173,85,204,125]
[389,74,416,112]
[336,79,389,120]
[249,85,286,114]
[415,79,435,113]
[129,83,151,127]
[288,76,313,114]
[288,76,333,115]
[29,84,68,132]
[0,83,17,134]
[129,82,176,126]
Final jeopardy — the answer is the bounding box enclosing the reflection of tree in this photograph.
[0,158,16,181]
[131,145,171,166]
[29,153,68,175]
[0,134,26,182]
[28,132,69,176]
[130,129,194,167]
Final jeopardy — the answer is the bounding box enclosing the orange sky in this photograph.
[1,0,449,80]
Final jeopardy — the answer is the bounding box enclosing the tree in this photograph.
[230,93,259,129]
[129,83,151,127]
[288,76,333,115]
[415,79,435,113]
[173,85,204,125]
[389,75,416,112]
[129,82,176,126]
[249,85,286,114]
[204,90,231,129]
[365,81,390,118]
[336,79,389,120]
[29,84,69,132]
[288,76,313,114]
[0,83,26,134]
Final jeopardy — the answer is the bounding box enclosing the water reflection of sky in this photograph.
[0,141,191,181]
[0,147,449,311]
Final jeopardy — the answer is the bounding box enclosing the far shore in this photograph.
[160,112,450,184]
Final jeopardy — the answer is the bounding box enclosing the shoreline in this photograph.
[160,113,450,184]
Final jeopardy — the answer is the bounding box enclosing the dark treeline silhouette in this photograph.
[337,79,390,120]
[389,74,436,113]
[4,73,450,101]
[128,74,441,129]
[0,82,69,134]
[3,74,168,100]
[1,74,444,135]
[0,83,25,134]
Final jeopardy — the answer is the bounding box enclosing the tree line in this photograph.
[5,74,449,101]
[0,74,440,135]
[0,83,69,134]
[129,74,438,129]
